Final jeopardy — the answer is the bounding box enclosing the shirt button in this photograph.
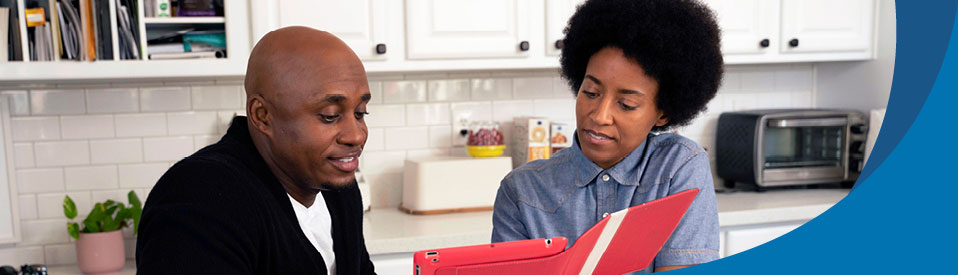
[602,213,610,218]
[601,174,610,182]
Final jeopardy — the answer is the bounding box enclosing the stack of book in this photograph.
[13,0,141,61]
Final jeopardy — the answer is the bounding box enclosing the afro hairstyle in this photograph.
[559,0,724,132]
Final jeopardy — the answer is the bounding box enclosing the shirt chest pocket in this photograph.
[636,177,668,194]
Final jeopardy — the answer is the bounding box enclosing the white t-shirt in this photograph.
[288,193,336,275]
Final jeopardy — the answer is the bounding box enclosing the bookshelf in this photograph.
[0,0,250,82]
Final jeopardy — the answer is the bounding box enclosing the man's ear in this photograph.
[248,95,273,137]
[654,111,669,127]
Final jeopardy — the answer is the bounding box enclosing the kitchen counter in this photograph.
[45,189,849,272]
[363,189,850,254]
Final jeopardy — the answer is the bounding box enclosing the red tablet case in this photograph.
[413,188,700,275]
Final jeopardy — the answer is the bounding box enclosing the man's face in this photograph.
[575,47,667,169]
[267,65,370,189]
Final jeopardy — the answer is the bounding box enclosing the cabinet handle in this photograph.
[519,41,530,51]
[759,39,770,48]
[789,39,799,47]
[555,40,563,50]
[375,43,387,54]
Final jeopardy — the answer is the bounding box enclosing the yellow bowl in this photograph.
[466,145,506,157]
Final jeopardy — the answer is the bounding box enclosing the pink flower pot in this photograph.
[75,230,125,274]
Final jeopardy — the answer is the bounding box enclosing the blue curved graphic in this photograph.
[677,1,958,273]
[857,1,957,182]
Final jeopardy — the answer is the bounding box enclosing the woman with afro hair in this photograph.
[492,0,723,272]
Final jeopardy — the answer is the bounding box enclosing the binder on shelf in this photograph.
[1,0,22,61]
[93,0,110,59]
[115,0,139,59]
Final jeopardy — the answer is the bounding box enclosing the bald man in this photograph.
[136,27,376,274]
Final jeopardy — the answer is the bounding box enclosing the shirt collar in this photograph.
[571,132,649,187]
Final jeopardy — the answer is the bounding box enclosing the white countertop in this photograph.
[363,189,850,254]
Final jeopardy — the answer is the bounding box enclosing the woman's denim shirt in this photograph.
[491,132,719,273]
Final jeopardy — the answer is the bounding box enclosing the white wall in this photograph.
[0,64,816,265]
[815,0,896,112]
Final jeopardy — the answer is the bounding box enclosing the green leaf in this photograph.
[63,196,77,220]
[83,203,106,233]
[103,200,116,208]
[104,205,118,217]
[128,191,143,235]
[66,222,79,240]
[102,217,120,232]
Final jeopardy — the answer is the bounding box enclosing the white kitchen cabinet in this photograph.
[711,0,877,64]
[404,0,532,60]
[724,222,801,256]
[371,253,414,275]
[704,0,778,56]
[544,0,585,56]
[251,0,400,62]
[780,0,875,54]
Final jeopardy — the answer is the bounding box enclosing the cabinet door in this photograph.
[780,0,874,53]
[704,0,779,55]
[725,224,800,256]
[277,0,389,61]
[405,0,531,60]
[545,0,585,56]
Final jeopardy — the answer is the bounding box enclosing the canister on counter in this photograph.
[512,117,550,168]
[550,123,574,154]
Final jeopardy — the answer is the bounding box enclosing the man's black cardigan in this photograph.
[136,116,375,274]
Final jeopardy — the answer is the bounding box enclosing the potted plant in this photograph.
[62,191,142,274]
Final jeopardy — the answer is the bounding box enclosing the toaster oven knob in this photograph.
[850,124,868,134]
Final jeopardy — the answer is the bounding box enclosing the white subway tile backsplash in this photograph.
[194,135,221,151]
[758,92,793,109]
[65,166,119,191]
[91,189,130,204]
[30,90,85,115]
[167,111,219,135]
[60,115,115,139]
[217,111,243,133]
[364,128,385,151]
[115,113,167,137]
[140,87,191,111]
[19,194,38,220]
[725,93,760,111]
[21,219,70,245]
[37,191,91,219]
[143,137,194,162]
[791,91,814,108]
[428,79,470,102]
[553,77,574,98]
[428,126,452,148]
[383,81,427,103]
[90,139,143,164]
[119,163,168,189]
[366,105,405,127]
[17,168,64,193]
[740,71,775,91]
[0,246,45,264]
[492,100,535,122]
[34,141,89,167]
[774,69,812,91]
[12,117,60,141]
[533,99,576,120]
[359,151,406,175]
[14,143,35,168]
[385,127,429,150]
[471,78,512,100]
[368,81,383,104]
[406,103,450,126]
[513,77,554,99]
[192,85,242,110]
[44,244,77,265]
[86,88,139,113]
[450,102,493,123]
[720,72,742,91]
[1,90,31,115]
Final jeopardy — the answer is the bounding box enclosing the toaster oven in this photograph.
[716,109,868,189]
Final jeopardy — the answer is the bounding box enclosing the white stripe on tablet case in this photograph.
[578,210,628,275]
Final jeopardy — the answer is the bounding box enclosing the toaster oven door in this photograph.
[761,118,847,185]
